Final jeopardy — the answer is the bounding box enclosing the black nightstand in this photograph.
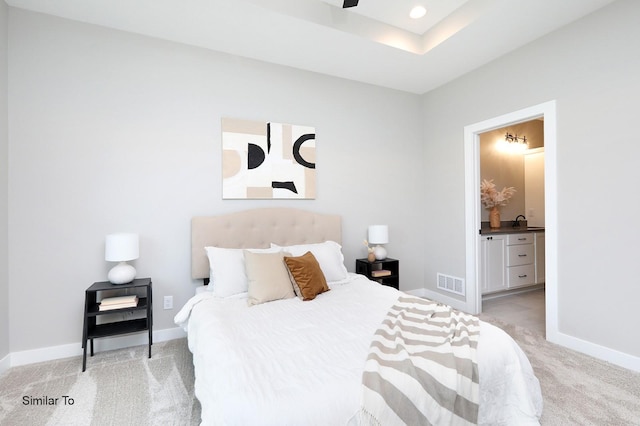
[356,258,399,290]
[82,278,153,371]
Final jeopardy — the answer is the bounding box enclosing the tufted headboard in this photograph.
[191,208,342,280]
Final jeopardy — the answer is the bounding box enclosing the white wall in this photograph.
[422,0,640,358]
[0,0,9,366]
[7,1,639,369]
[7,8,425,353]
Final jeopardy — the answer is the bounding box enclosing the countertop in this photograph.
[480,225,545,235]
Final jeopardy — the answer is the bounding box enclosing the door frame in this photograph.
[463,100,558,341]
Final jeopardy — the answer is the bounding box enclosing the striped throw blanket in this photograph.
[359,295,480,426]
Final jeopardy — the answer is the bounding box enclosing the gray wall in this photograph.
[7,9,425,352]
[4,0,639,365]
[422,0,640,357]
[0,0,9,363]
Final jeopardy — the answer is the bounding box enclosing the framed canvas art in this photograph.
[222,118,316,199]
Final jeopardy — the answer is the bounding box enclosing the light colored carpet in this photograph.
[1,323,639,425]
[478,314,640,425]
[0,339,200,426]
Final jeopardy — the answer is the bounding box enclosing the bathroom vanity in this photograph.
[480,226,545,295]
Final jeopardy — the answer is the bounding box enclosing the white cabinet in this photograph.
[506,233,535,289]
[535,232,545,284]
[481,231,545,295]
[480,235,507,294]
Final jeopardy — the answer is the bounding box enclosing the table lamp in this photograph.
[105,233,139,284]
[368,225,388,260]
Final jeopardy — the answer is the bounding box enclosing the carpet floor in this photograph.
[1,319,639,425]
[478,314,640,425]
[0,339,200,426]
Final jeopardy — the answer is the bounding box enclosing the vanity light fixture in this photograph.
[410,6,427,19]
[505,132,528,147]
[496,132,529,153]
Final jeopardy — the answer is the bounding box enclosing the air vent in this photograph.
[437,273,465,296]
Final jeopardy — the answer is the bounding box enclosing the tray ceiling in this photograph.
[7,0,616,94]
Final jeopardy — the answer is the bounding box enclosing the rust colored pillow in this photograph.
[284,251,330,301]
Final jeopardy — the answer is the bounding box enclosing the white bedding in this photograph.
[175,274,542,425]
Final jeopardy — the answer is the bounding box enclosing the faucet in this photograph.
[512,215,526,228]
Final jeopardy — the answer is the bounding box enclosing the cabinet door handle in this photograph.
[518,274,528,278]
[518,238,527,241]
[518,254,527,257]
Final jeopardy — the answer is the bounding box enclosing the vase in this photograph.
[489,206,501,229]
[373,245,387,261]
[367,252,376,262]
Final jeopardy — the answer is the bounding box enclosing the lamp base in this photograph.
[373,245,387,261]
[108,262,136,284]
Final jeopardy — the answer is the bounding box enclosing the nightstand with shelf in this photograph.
[356,258,399,290]
[82,278,153,371]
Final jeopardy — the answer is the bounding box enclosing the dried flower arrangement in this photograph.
[480,179,516,209]
[363,240,375,262]
[363,239,374,254]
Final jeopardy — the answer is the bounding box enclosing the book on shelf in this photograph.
[100,295,138,305]
[99,302,138,311]
[371,269,392,277]
[99,295,138,311]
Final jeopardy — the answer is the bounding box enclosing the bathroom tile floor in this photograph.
[482,288,546,334]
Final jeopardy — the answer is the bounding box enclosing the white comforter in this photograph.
[175,274,542,425]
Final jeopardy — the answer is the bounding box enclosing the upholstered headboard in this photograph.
[191,208,342,280]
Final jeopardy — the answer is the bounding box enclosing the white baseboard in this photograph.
[0,352,10,376]
[8,327,187,368]
[551,331,640,373]
[418,288,468,313]
[7,308,637,376]
[403,288,426,297]
[411,288,640,373]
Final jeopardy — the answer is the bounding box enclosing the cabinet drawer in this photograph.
[506,244,534,266]
[507,264,535,288]
[507,233,533,245]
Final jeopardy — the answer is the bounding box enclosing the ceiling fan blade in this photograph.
[343,0,359,8]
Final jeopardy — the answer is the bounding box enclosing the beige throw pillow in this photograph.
[244,250,295,306]
[284,251,330,301]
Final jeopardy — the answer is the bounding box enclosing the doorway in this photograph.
[463,101,558,341]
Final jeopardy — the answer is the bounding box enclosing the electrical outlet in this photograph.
[163,295,173,310]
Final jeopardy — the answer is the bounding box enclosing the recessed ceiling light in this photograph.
[410,6,427,19]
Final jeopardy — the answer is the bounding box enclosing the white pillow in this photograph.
[204,246,280,297]
[270,241,348,282]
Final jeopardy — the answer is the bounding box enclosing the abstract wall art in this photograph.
[222,118,316,199]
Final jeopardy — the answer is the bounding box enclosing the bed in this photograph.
[176,208,543,425]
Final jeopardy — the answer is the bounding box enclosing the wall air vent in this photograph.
[436,273,465,296]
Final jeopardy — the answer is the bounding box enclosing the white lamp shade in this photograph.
[105,233,139,262]
[368,225,389,245]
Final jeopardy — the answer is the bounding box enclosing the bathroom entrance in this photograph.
[479,120,546,334]
[463,100,557,341]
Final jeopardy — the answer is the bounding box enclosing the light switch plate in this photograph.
[163,295,173,310]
